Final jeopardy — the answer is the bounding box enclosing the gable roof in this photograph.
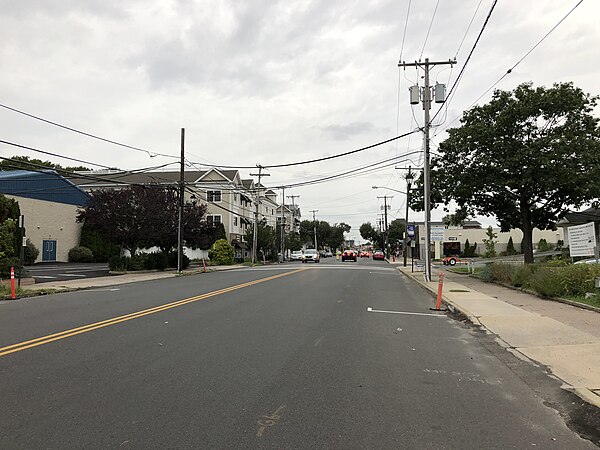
[70,170,206,189]
[0,170,90,206]
[559,207,600,225]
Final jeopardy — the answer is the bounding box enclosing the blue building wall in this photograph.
[0,170,89,206]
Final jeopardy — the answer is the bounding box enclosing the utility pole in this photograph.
[280,186,285,262]
[287,195,299,233]
[249,165,269,263]
[378,195,392,257]
[404,166,414,267]
[18,215,25,287]
[399,57,455,281]
[310,210,319,249]
[177,128,185,273]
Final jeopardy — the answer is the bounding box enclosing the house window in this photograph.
[207,190,221,202]
[207,215,222,226]
[233,216,238,226]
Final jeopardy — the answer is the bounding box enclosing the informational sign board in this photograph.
[430,225,445,242]
[407,224,415,238]
[568,222,596,257]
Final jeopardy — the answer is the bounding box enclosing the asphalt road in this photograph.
[0,258,596,449]
[26,262,110,283]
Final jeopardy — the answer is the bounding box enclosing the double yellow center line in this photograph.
[0,268,306,358]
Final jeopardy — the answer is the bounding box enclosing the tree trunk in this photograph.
[521,222,534,264]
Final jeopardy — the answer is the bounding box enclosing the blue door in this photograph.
[42,240,57,261]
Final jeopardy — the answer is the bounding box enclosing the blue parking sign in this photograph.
[407,224,415,237]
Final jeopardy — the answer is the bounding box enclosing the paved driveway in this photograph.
[25,263,110,284]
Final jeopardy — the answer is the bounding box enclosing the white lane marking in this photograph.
[367,307,445,317]
[86,288,121,292]
[32,276,58,279]
[59,274,87,277]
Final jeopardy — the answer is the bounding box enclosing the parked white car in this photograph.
[290,251,303,261]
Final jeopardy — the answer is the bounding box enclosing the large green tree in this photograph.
[359,222,383,249]
[77,186,213,253]
[387,219,406,247]
[422,82,600,263]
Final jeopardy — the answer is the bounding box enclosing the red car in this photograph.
[341,249,357,262]
[360,251,370,258]
[372,250,385,260]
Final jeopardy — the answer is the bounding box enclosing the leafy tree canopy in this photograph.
[0,155,92,173]
[77,186,211,252]
[0,194,20,223]
[413,82,600,263]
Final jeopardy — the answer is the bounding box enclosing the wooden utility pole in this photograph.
[398,57,455,281]
[287,195,299,233]
[249,165,269,263]
[177,128,185,273]
[310,210,319,249]
[378,195,392,257]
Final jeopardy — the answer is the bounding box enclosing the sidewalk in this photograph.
[396,263,600,409]
[24,264,245,291]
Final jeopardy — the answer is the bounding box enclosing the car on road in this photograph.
[372,250,385,260]
[302,249,320,263]
[324,251,333,258]
[442,256,465,266]
[341,249,357,262]
[360,251,370,258]
[574,258,600,264]
[290,251,303,261]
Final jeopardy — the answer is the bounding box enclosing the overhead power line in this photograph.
[0,102,178,159]
[420,0,440,60]
[433,0,585,135]
[187,129,421,170]
[0,139,117,169]
[430,0,498,123]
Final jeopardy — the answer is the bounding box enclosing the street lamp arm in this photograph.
[372,186,407,195]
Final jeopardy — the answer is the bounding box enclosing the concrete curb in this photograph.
[396,267,483,326]
[5,264,251,299]
[571,388,600,409]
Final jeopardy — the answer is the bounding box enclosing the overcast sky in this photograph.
[1,0,598,242]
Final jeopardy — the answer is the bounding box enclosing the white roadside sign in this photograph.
[430,225,445,242]
[568,222,596,257]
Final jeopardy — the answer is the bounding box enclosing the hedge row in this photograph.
[479,262,600,298]
[109,252,190,272]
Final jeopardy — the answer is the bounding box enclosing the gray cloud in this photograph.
[319,122,379,140]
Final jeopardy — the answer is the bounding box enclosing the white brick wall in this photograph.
[7,195,82,263]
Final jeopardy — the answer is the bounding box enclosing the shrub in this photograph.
[79,226,120,262]
[527,267,565,297]
[537,238,553,252]
[145,252,169,271]
[0,256,23,278]
[512,264,535,287]
[108,254,147,271]
[478,263,515,284]
[506,236,517,255]
[208,239,235,265]
[24,239,39,265]
[68,246,94,263]
[167,251,190,270]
